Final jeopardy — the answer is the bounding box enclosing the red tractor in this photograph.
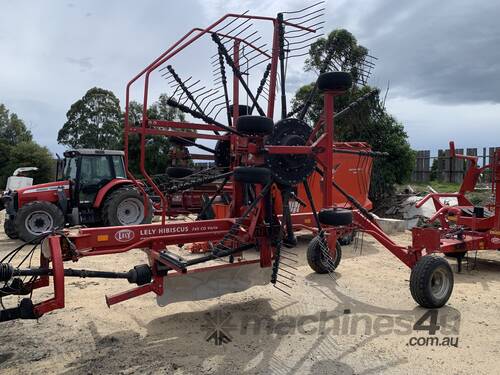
[1,149,153,242]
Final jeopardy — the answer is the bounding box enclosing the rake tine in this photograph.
[273,285,291,296]
[276,279,293,289]
[280,262,298,271]
[281,1,325,15]
[277,272,295,282]
[214,10,249,33]
[280,255,298,263]
[225,18,251,38]
[285,7,325,22]
[281,249,298,256]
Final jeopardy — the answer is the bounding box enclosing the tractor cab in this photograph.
[59,149,127,206]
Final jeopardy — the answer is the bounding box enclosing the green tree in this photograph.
[1,142,54,187]
[291,29,415,202]
[0,103,33,144]
[127,95,186,176]
[58,87,122,149]
[0,104,53,187]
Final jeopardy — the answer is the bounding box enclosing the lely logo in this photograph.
[115,229,135,242]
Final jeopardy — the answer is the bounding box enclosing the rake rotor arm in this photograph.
[211,33,266,116]
[166,97,243,136]
[333,89,379,121]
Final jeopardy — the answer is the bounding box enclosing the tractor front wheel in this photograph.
[102,186,153,226]
[410,255,454,308]
[15,201,65,242]
[3,218,19,239]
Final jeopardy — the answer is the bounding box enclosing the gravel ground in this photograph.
[0,213,499,374]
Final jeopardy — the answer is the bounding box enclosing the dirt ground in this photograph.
[0,214,499,375]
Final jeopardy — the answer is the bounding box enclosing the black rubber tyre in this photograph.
[214,139,231,169]
[3,218,19,239]
[166,167,194,179]
[229,104,251,116]
[307,235,342,274]
[233,167,271,185]
[236,115,274,136]
[102,186,153,226]
[317,72,352,92]
[410,255,454,308]
[15,201,64,242]
[318,208,353,226]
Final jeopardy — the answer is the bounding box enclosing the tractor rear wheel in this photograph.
[307,235,342,274]
[3,218,19,239]
[101,186,153,226]
[410,255,454,308]
[15,201,64,242]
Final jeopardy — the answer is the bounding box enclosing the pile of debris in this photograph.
[373,185,458,230]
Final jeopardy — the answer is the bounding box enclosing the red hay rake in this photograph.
[3,4,496,322]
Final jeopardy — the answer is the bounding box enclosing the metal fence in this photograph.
[412,147,500,183]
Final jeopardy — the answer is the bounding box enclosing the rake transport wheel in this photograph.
[15,201,64,242]
[102,186,153,226]
[318,208,353,226]
[235,115,274,136]
[317,71,353,92]
[3,219,19,239]
[410,255,454,308]
[307,235,342,274]
[166,166,194,179]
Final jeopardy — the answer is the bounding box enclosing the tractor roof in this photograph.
[64,149,125,157]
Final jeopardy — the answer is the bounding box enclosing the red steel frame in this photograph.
[23,12,500,319]
[30,13,342,317]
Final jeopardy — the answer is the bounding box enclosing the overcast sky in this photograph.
[1,0,499,155]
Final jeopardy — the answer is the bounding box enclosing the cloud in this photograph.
[66,57,93,72]
[354,0,500,104]
[0,0,499,155]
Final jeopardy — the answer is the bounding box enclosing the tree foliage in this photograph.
[0,104,54,187]
[291,29,415,202]
[57,87,122,149]
[129,98,184,174]
[127,94,186,176]
[58,88,187,176]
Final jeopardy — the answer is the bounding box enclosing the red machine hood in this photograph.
[15,180,69,194]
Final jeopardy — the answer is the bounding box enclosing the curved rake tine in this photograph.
[214,10,249,33]
[198,90,219,107]
[242,57,270,74]
[286,21,325,34]
[285,7,325,22]
[206,98,226,117]
[226,22,253,41]
[213,104,228,120]
[224,18,251,38]
[203,93,225,113]
[281,1,325,15]
[286,34,319,46]
[293,13,324,27]
[206,96,226,116]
